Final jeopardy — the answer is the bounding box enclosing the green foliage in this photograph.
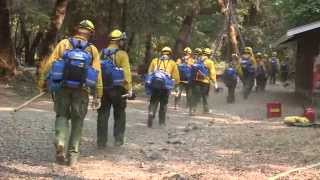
[11,0,52,29]
[7,0,320,65]
[273,0,320,27]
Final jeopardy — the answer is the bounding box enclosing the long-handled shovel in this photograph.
[13,92,47,112]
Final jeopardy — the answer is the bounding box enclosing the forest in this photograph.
[0,0,320,76]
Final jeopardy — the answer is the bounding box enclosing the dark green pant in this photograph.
[54,88,89,156]
[270,72,277,84]
[243,76,254,99]
[148,89,169,126]
[97,87,127,147]
[190,81,210,113]
[224,77,237,103]
[256,76,267,92]
[174,83,191,108]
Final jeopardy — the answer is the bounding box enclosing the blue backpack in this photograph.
[190,58,209,81]
[145,59,174,93]
[224,67,237,79]
[100,48,125,89]
[240,58,255,77]
[256,65,266,78]
[47,38,98,92]
[280,62,289,72]
[178,58,192,82]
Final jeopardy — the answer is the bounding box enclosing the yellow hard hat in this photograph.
[109,29,123,41]
[78,20,95,32]
[203,48,212,55]
[244,46,252,53]
[256,52,262,57]
[272,51,277,56]
[194,48,202,55]
[161,46,172,54]
[263,53,269,58]
[184,47,192,54]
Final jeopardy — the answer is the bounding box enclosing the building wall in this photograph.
[295,29,320,96]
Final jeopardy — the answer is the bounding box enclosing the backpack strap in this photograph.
[68,38,91,50]
[101,48,119,67]
[156,57,169,72]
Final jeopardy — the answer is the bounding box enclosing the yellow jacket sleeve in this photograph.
[236,62,244,77]
[148,58,157,74]
[39,39,69,81]
[170,60,180,84]
[116,50,132,91]
[208,60,217,83]
[89,45,103,98]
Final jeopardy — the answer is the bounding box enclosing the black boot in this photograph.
[147,114,153,128]
[55,144,65,165]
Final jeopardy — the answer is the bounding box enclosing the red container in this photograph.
[304,107,316,122]
[267,102,282,118]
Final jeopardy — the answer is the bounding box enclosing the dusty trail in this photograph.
[1,82,320,179]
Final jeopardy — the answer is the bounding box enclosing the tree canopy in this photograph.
[0,0,319,75]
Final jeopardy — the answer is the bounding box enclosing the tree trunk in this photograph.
[0,0,15,75]
[20,20,30,65]
[173,15,193,60]
[93,15,108,50]
[38,0,69,63]
[173,1,200,60]
[229,23,239,55]
[120,0,128,32]
[138,33,152,75]
[21,17,44,66]
[217,0,227,15]
[217,0,240,56]
[228,0,240,55]
[126,32,135,53]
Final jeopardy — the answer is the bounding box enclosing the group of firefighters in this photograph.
[36,19,289,166]
[222,47,289,103]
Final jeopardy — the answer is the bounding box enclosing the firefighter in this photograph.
[97,29,133,148]
[269,51,280,84]
[38,20,103,166]
[262,53,270,90]
[238,47,256,99]
[174,47,194,109]
[280,57,290,85]
[189,48,217,115]
[255,52,268,92]
[147,46,180,127]
[222,54,238,103]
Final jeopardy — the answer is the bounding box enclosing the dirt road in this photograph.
[1,82,320,179]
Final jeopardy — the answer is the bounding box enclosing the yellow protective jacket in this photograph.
[195,56,217,84]
[148,58,180,84]
[38,35,103,98]
[176,55,194,66]
[236,54,256,78]
[104,43,132,91]
[257,58,267,72]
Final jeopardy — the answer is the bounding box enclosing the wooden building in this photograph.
[277,21,320,96]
